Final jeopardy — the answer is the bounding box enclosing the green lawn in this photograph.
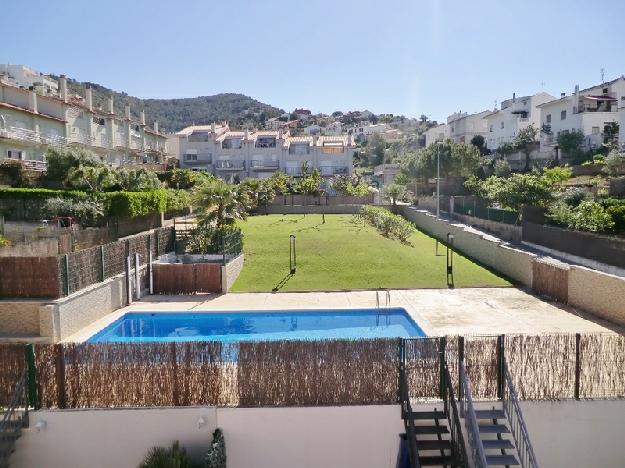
[231,214,511,292]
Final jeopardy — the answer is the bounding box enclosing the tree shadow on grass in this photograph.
[268,215,305,227]
[295,223,323,233]
[272,272,295,292]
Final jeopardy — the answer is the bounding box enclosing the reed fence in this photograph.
[1,333,624,409]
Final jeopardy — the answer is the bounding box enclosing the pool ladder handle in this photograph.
[375,290,391,326]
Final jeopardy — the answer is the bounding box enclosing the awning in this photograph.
[583,95,617,101]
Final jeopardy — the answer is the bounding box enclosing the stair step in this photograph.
[414,425,450,434]
[479,424,510,434]
[482,439,515,450]
[474,409,505,420]
[409,410,446,420]
[486,454,520,466]
[416,439,453,451]
[419,455,456,466]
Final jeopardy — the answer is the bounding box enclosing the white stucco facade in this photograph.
[175,123,354,181]
[447,111,490,145]
[0,75,168,168]
[538,77,625,156]
[484,92,555,151]
[423,123,449,147]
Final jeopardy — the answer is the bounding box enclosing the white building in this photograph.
[348,123,389,142]
[620,107,625,150]
[423,124,449,147]
[174,123,355,181]
[0,64,58,95]
[538,77,625,157]
[324,121,342,136]
[484,92,554,151]
[447,111,490,145]
[0,73,168,168]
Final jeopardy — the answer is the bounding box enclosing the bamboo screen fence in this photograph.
[1,333,624,409]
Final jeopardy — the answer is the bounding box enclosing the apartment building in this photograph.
[347,123,389,142]
[620,107,625,149]
[0,64,58,95]
[423,123,449,147]
[484,92,554,151]
[538,77,625,156]
[0,70,168,169]
[447,111,490,144]
[174,123,354,180]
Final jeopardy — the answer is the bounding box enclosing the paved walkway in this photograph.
[65,287,621,342]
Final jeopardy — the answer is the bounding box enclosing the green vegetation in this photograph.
[104,190,168,218]
[0,187,87,200]
[383,184,412,212]
[43,197,105,227]
[0,235,11,248]
[399,138,480,182]
[330,175,370,196]
[205,429,226,468]
[192,179,251,228]
[138,441,198,468]
[358,206,414,242]
[55,75,283,132]
[603,149,625,176]
[231,214,510,292]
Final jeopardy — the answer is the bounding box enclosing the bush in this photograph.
[603,150,625,176]
[138,441,198,468]
[358,206,414,243]
[205,429,226,468]
[547,200,615,232]
[559,187,591,207]
[599,198,625,233]
[0,235,11,248]
[43,197,105,227]
[183,224,243,255]
[165,189,191,212]
[104,190,167,218]
[0,188,87,200]
[493,159,511,178]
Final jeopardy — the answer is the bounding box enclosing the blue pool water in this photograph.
[88,308,425,343]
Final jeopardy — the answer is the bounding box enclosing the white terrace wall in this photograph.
[400,206,535,287]
[568,266,625,325]
[12,401,625,468]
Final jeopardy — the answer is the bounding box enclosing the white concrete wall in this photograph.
[568,266,625,325]
[12,401,625,468]
[12,406,404,468]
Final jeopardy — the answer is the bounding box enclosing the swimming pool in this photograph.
[87,308,425,343]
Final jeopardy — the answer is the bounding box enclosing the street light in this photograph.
[446,233,455,287]
[436,141,442,220]
[289,234,297,274]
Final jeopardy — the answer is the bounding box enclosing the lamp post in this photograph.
[436,142,441,219]
[446,233,455,287]
[289,234,297,274]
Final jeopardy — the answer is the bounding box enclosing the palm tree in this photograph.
[384,183,410,213]
[191,179,251,228]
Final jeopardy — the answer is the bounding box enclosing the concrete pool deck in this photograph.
[64,287,622,342]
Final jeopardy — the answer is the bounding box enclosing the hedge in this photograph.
[104,190,168,218]
[0,188,88,200]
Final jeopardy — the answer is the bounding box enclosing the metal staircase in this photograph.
[459,359,539,468]
[0,372,29,468]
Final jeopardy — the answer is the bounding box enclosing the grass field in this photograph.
[231,214,511,292]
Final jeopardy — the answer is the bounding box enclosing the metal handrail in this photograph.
[459,360,488,468]
[399,343,422,468]
[502,360,539,468]
[385,290,390,306]
[0,369,29,465]
[442,364,469,467]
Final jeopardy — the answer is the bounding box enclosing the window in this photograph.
[184,154,197,161]
[489,125,493,132]
[561,110,567,120]
[602,88,608,94]
[500,121,504,129]
[592,127,600,134]
[7,150,24,159]
[546,114,552,124]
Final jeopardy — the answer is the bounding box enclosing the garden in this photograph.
[231,213,510,292]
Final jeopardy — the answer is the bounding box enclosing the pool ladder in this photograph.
[376,290,391,326]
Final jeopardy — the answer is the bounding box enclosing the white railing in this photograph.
[0,126,68,145]
[68,133,95,146]
[215,160,245,170]
[251,160,279,169]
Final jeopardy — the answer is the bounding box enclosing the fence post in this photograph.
[148,250,153,295]
[100,245,105,281]
[458,336,465,399]
[126,256,132,305]
[398,339,405,404]
[54,344,66,409]
[439,336,446,400]
[63,254,70,296]
[170,342,180,406]
[497,335,505,399]
[135,253,140,300]
[24,344,39,409]
[156,230,161,256]
[575,333,581,400]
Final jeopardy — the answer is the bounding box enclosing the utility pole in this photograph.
[436,142,441,220]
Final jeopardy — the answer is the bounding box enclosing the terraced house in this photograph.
[173,122,355,181]
[0,66,168,169]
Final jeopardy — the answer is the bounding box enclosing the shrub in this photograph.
[493,159,511,178]
[104,190,167,218]
[358,206,414,243]
[599,198,625,233]
[165,189,191,212]
[0,235,11,248]
[603,150,625,176]
[138,441,197,468]
[205,429,226,468]
[559,187,591,207]
[43,197,105,227]
[548,200,615,232]
[0,188,87,200]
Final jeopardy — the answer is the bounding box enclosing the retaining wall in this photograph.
[0,238,61,257]
[568,266,625,325]
[222,254,244,292]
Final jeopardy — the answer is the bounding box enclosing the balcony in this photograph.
[285,167,301,176]
[0,126,68,146]
[68,133,95,146]
[215,160,245,171]
[320,166,349,176]
[250,160,279,171]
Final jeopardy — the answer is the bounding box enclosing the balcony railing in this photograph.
[68,133,95,146]
[320,166,348,176]
[215,160,245,170]
[250,160,279,170]
[0,126,68,146]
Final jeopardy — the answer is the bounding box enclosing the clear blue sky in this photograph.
[2,0,624,121]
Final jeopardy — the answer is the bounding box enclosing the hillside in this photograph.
[51,75,284,133]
